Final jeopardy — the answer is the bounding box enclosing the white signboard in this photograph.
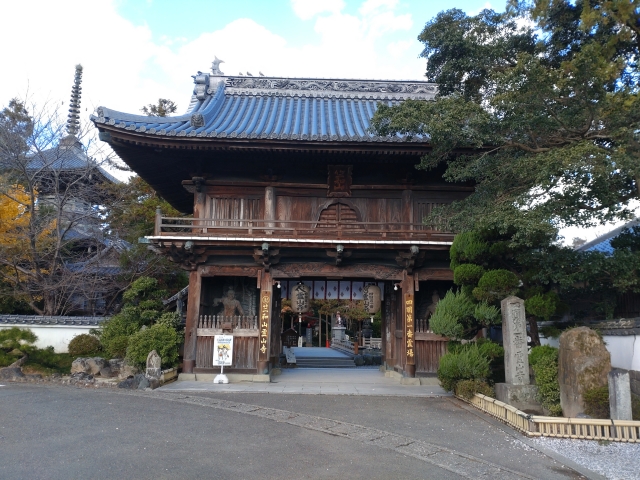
[213,335,233,366]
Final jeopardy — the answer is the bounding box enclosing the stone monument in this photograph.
[609,368,633,420]
[558,326,611,418]
[495,296,542,413]
[146,350,162,381]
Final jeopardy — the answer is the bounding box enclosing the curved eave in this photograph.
[97,124,433,155]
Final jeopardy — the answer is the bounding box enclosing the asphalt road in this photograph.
[0,383,593,480]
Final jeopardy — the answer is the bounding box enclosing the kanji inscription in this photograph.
[259,292,271,361]
[501,296,529,385]
[405,294,415,365]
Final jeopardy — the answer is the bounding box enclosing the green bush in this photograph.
[453,264,485,286]
[472,269,520,303]
[68,334,102,357]
[437,344,490,392]
[24,347,73,375]
[430,290,475,338]
[477,339,504,360]
[156,312,181,330]
[529,346,562,416]
[583,386,610,419]
[525,293,558,321]
[98,313,142,358]
[455,379,495,399]
[473,302,501,327]
[633,394,640,421]
[125,324,182,369]
[449,231,488,268]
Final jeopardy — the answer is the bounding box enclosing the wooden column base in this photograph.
[183,359,195,374]
[405,364,416,377]
[257,361,269,375]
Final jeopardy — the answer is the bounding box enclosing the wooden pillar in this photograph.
[193,178,206,232]
[265,186,275,233]
[258,270,272,374]
[401,189,413,231]
[183,268,202,373]
[402,273,416,377]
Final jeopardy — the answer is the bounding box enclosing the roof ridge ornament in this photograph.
[211,56,224,76]
[66,64,83,137]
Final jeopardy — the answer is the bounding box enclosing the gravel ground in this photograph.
[533,437,640,480]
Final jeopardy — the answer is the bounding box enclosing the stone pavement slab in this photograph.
[160,367,450,397]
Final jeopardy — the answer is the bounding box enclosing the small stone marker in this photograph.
[609,368,633,420]
[502,296,529,385]
[495,296,541,413]
[146,350,161,380]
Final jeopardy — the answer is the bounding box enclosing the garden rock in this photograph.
[117,373,145,389]
[99,367,114,378]
[70,358,90,374]
[559,327,611,418]
[137,376,150,390]
[86,357,108,375]
[0,367,25,380]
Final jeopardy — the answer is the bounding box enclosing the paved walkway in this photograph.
[160,367,449,396]
[289,346,351,358]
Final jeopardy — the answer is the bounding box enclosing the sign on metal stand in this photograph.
[213,334,233,384]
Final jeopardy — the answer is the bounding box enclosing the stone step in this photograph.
[295,358,356,368]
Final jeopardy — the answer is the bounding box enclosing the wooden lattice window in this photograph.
[207,197,261,227]
[415,202,444,230]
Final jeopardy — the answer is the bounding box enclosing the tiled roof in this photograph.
[0,315,108,326]
[26,140,120,184]
[576,218,640,254]
[92,75,437,143]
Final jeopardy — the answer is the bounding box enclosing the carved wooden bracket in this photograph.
[325,248,352,266]
[253,246,280,271]
[395,247,425,275]
[167,242,209,270]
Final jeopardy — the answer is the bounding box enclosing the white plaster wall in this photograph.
[603,335,639,371]
[0,324,96,353]
[540,336,560,348]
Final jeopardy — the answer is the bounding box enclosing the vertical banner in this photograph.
[213,335,233,366]
[259,292,271,361]
[405,294,415,365]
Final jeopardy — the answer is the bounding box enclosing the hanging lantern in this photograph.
[291,282,310,313]
[362,284,381,314]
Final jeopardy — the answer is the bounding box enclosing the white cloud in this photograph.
[290,0,345,20]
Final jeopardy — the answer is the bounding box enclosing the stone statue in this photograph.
[214,288,245,316]
[425,290,440,318]
[335,312,343,326]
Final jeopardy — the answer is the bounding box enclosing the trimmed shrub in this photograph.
[472,269,519,303]
[453,264,485,286]
[449,231,488,268]
[529,346,562,416]
[97,310,144,358]
[68,334,102,357]
[525,293,558,321]
[456,379,494,399]
[437,344,490,392]
[156,312,181,330]
[583,386,610,419]
[125,324,182,369]
[473,302,501,327]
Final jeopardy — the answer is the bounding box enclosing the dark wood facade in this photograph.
[93,74,470,377]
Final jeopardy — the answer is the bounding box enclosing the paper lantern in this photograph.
[291,282,310,313]
[362,284,381,314]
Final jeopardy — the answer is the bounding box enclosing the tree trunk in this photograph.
[528,316,541,347]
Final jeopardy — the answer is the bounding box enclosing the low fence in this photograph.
[467,393,640,443]
[197,315,258,330]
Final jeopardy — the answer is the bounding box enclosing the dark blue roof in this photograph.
[576,218,640,254]
[92,75,437,143]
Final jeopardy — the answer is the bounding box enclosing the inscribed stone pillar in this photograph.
[495,296,541,413]
[501,296,529,385]
[609,368,632,420]
[182,269,202,374]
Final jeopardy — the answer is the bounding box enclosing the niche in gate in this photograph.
[200,277,258,317]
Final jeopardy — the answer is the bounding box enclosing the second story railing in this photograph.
[154,215,453,241]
